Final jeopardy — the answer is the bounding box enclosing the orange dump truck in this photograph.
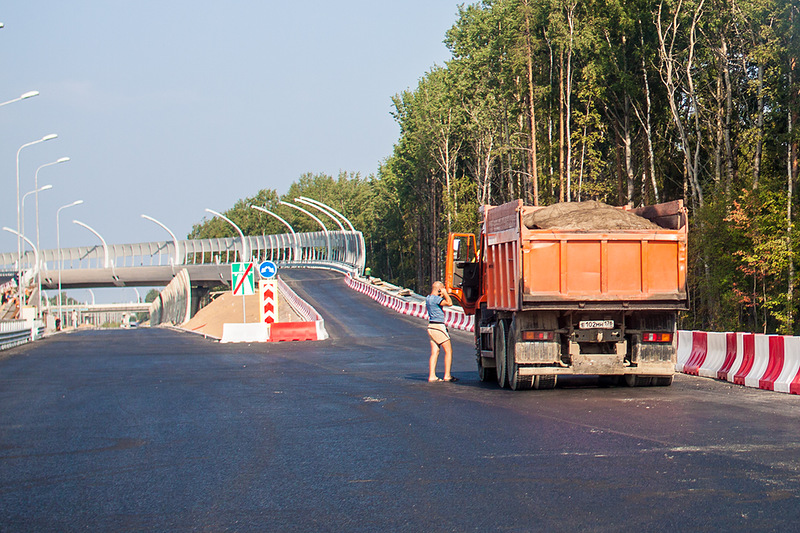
[445,199,688,390]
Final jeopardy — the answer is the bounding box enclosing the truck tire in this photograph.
[507,321,533,390]
[653,376,674,386]
[533,375,557,390]
[494,320,508,388]
[623,375,653,387]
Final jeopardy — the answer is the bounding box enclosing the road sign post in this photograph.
[231,262,255,323]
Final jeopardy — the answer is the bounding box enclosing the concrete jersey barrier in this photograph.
[677,330,800,395]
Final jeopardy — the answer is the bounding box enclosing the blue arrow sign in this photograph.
[259,260,278,279]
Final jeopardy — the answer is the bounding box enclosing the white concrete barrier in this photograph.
[221,323,270,343]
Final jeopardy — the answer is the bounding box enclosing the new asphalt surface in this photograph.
[2,269,800,531]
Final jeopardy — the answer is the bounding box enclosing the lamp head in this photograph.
[21,90,39,99]
[56,157,70,163]
[41,133,57,142]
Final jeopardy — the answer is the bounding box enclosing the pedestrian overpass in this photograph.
[0,230,365,291]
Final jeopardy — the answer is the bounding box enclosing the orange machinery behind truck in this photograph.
[445,199,688,390]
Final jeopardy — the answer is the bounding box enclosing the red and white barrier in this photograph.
[677,330,800,395]
[344,275,475,333]
[716,333,738,381]
[273,276,328,341]
[775,336,800,394]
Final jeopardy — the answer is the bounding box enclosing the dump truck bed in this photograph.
[484,200,688,311]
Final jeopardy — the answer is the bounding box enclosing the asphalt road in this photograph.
[2,269,800,532]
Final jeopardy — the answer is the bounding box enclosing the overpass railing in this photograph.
[0,230,366,277]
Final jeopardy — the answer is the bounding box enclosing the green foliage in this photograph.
[187,0,800,333]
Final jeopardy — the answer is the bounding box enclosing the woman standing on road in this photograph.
[426,281,457,382]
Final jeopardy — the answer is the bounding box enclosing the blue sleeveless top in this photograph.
[426,294,445,323]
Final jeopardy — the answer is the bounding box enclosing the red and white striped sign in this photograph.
[259,280,277,324]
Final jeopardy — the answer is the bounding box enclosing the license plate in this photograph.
[579,320,614,329]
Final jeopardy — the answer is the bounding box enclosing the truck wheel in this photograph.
[653,376,674,386]
[533,375,557,390]
[623,375,653,387]
[494,320,508,388]
[507,323,532,390]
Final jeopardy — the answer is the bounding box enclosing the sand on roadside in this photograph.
[181,291,301,339]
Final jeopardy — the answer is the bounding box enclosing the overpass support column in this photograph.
[191,286,209,319]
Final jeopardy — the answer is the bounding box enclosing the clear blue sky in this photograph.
[0,1,458,301]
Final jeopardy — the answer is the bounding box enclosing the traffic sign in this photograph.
[260,279,277,324]
[231,262,255,296]
[259,260,278,279]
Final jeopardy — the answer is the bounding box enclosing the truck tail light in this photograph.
[643,332,672,343]
[521,330,555,342]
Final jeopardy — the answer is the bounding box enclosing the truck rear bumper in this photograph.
[517,361,675,377]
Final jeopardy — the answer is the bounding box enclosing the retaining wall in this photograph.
[150,269,192,327]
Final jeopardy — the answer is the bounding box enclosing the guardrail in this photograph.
[0,320,45,351]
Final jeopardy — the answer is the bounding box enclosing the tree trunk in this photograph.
[656,0,705,208]
[754,62,765,189]
[522,0,540,206]
[624,94,635,207]
[640,26,660,203]
[788,56,798,333]
[565,2,576,202]
[722,36,735,199]
[559,46,566,202]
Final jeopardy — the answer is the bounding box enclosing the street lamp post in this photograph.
[295,198,346,263]
[299,196,363,273]
[34,157,69,255]
[57,200,83,326]
[297,196,356,231]
[280,201,330,261]
[16,134,57,304]
[73,220,110,269]
[21,184,53,243]
[205,208,249,323]
[0,90,39,108]
[21,184,54,313]
[295,198,345,231]
[205,208,248,262]
[250,205,298,262]
[141,214,181,266]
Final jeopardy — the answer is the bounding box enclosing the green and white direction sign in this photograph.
[231,262,256,296]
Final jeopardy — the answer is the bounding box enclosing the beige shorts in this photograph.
[427,323,450,345]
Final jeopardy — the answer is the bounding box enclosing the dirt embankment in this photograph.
[181,292,300,339]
